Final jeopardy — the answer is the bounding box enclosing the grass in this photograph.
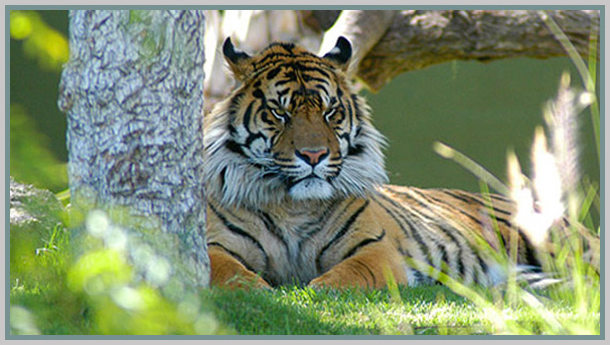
[206,285,583,336]
[9,198,600,336]
[209,286,490,335]
[11,237,600,336]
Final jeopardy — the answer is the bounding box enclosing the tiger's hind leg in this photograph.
[308,242,407,289]
[208,245,271,289]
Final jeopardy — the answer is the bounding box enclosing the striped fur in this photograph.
[204,38,598,289]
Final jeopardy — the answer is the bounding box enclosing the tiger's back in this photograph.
[203,37,599,289]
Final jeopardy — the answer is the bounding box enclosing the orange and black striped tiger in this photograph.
[203,37,599,289]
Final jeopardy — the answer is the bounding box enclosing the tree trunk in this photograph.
[57,10,209,287]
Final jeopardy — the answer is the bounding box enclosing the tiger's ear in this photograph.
[223,37,252,80]
[322,36,352,71]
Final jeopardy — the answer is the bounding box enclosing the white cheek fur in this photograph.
[246,136,268,157]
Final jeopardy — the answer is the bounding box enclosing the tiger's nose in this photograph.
[296,148,330,166]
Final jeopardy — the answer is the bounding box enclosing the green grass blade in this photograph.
[539,10,600,161]
[55,189,71,203]
[433,141,509,195]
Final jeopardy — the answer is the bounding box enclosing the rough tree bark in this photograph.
[57,10,209,287]
[304,10,599,91]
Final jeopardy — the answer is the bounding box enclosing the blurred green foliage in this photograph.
[10,104,68,192]
[10,190,231,335]
[10,10,69,71]
[10,10,69,193]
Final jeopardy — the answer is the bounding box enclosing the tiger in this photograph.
[203,36,599,289]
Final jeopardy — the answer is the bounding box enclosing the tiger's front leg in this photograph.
[308,242,407,289]
[208,245,271,289]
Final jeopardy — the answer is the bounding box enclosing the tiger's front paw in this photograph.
[308,274,342,289]
[222,274,272,290]
[307,253,405,289]
[308,271,367,289]
[208,246,272,290]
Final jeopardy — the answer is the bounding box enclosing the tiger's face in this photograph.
[204,37,388,208]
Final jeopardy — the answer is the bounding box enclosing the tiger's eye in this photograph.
[271,108,288,122]
[324,107,337,122]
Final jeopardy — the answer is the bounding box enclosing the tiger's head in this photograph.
[204,37,388,208]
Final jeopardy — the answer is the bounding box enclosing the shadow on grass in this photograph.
[203,284,481,336]
[204,287,367,335]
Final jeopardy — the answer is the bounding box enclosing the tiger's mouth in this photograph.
[289,173,328,186]
[287,175,334,200]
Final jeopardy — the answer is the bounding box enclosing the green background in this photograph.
[364,56,599,192]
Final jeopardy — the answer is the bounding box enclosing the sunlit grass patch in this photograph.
[206,285,484,335]
[205,282,601,336]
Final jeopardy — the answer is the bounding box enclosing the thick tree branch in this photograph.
[359,10,599,91]
[307,10,599,92]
